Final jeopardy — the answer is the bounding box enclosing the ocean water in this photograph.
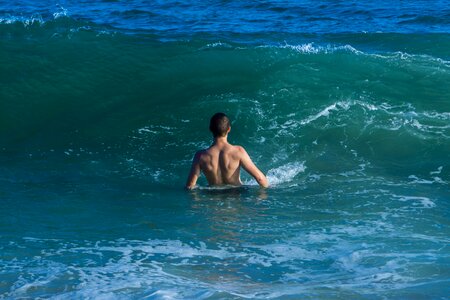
[1,1,450,299]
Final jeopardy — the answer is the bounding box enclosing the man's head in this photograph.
[209,112,231,138]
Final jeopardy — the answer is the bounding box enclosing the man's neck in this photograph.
[213,135,228,146]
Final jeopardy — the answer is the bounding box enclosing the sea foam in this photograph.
[265,162,306,186]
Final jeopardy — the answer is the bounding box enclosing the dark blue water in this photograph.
[2,0,450,35]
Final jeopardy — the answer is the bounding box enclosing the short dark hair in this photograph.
[209,112,230,137]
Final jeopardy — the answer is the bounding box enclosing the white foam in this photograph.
[251,243,320,263]
[148,290,180,300]
[0,15,44,26]
[283,42,320,54]
[393,195,436,208]
[294,99,450,140]
[300,103,338,125]
[0,8,69,27]
[6,228,446,300]
[136,125,176,137]
[308,174,321,182]
[280,42,363,55]
[432,177,447,184]
[259,41,450,68]
[53,5,69,19]
[407,172,446,185]
[298,100,377,126]
[199,42,233,50]
[265,161,306,185]
[430,166,443,175]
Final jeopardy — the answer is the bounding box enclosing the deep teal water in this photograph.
[1,1,450,299]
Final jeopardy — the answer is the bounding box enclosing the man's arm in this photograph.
[238,147,269,188]
[185,152,201,190]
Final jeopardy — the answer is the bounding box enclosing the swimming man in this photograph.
[185,112,269,189]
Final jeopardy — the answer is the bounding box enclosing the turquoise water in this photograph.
[1,1,450,299]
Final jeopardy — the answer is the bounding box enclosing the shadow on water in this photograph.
[187,185,268,202]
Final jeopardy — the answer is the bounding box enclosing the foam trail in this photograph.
[266,162,306,185]
[393,195,436,208]
[280,43,363,55]
[300,103,338,125]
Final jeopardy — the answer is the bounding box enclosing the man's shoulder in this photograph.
[193,149,206,160]
[231,144,245,151]
[230,145,247,156]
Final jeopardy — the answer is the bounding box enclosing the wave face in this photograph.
[1,1,450,299]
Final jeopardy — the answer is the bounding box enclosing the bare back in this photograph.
[185,138,269,189]
[198,143,242,186]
